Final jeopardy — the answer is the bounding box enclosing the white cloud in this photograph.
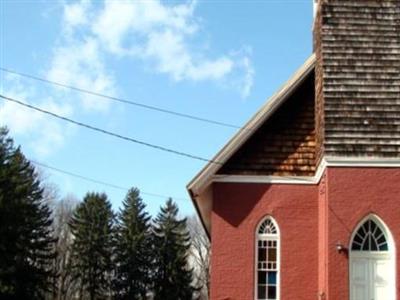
[0,77,74,157]
[1,0,254,157]
[47,37,115,112]
[64,0,89,28]
[92,0,197,55]
[239,55,255,98]
[142,29,234,81]
[89,0,253,96]
[49,0,253,116]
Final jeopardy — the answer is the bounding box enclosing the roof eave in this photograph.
[187,53,316,237]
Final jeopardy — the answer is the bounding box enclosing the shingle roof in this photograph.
[187,55,316,235]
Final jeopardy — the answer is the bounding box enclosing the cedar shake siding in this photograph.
[314,0,400,158]
[217,71,316,176]
[314,1,325,166]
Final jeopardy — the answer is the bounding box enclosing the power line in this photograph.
[0,67,241,129]
[0,94,223,165]
[31,159,190,202]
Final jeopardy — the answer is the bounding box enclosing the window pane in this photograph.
[377,235,386,245]
[352,243,361,251]
[268,286,277,299]
[354,234,363,244]
[371,238,378,251]
[360,224,367,235]
[379,243,388,251]
[375,226,383,238]
[258,285,266,299]
[258,271,267,284]
[370,221,376,233]
[362,236,370,250]
[268,271,277,284]
[268,248,277,262]
[259,248,266,262]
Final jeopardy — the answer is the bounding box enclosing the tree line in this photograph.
[0,128,209,300]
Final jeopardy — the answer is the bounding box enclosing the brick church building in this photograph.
[188,1,400,299]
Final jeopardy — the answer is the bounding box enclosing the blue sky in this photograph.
[0,0,313,217]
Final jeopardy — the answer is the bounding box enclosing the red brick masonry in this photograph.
[210,167,400,300]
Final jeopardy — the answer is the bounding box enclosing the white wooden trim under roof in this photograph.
[187,54,316,236]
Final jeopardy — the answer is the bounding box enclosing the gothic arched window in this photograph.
[256,217,279,300]
[351,218,389,251]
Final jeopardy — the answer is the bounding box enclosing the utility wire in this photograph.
[0,94,223,165]
[31,159,190,202]
[0,67,241,129]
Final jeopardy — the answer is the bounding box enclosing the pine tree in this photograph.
[69,192,114,300]
[152,198,195,300]
[114,188,152,300]
[0,127,56,299]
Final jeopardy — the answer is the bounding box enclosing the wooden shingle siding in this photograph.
[314,4,325,166]
[218,72,316,176]
[315,0,400,158]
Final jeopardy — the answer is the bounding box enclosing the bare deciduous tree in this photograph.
[187,215,210,300]
[50,194,79,300]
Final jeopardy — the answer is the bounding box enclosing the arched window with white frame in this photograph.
[349,215,396,300]
[256,217,280,300]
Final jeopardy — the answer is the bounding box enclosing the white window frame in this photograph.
[349,214,395,258]
[254,216,280,300]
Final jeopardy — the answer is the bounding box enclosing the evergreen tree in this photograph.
[69,192,114,300]
[152,198,195,300]
[114,188,152,300]
[0,127,56,299]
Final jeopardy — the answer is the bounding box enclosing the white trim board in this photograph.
[213,157,400,185]
[213,158,327,185]
[325,157,400,168]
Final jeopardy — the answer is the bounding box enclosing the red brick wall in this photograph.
[210,168,400,299]
[325,167,400,300]
[318,171,328,300]
[211,183,318,300]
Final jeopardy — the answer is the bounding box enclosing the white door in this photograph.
[350,256,393,300]
[372,259,393,300]
[350,258,370,300]
[349,217,395,300]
